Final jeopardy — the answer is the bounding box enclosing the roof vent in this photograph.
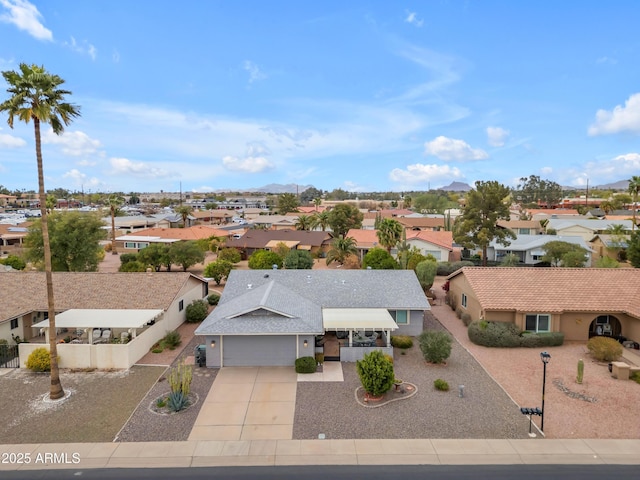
[341,279,346,285]
[247,284,252,289]
[264,274,269,278]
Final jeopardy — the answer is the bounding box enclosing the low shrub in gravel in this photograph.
[207,293,220,305]
[519,331,564,347]
[161,330,181,349]
[468,320,521,348]
[461,313,472,326]
[356,350,395,396]
[186,299,208,323]
[587,336,623,362]
[434,378,450,391]
[295,356,317,373]
[390,335,413,349]
[418,331,452,364]
[26,347,51,372]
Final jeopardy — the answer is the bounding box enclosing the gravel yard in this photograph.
[0,366,165,444]
[293,313,532,440]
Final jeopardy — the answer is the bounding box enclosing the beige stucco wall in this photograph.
[448,274,483,321]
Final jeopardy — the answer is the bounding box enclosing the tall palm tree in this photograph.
[376,218,404,253]
[313,197,322,211]
[312,210,330,231]
[629,176,640,232]
[1,63,80,400]
[295,214,314,231]
[175,205,193,227]
[326,236,358,266]
[107,194,125,254]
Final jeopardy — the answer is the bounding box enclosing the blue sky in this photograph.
[1,0,640,194]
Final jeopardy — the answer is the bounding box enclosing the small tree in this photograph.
[284,249,314,269]
[203,259,233,285]
[170,241,205,271]
[362,247,398,270]
[595,256,619,268]
[217,247,241,264]
[418,330,452,364]
[415,260,437,291]
[356,350,395,397]
[248,249,283,269]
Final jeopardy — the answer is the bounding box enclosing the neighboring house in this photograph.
[251,215,299,230]
[497,220,544,236]
[108,215,166,236]
[447,267,640,342]
[524,209,580,222]
[0,222,30,254]
[0,272,208,369]
[589,234,629,264]
[546,219,633,243]
[397,217,445,231]
[405,230,456,262]
[0,194,17,207]
[345,229,382,260]
[225,229,334,258]
[195,270,430,367]
[190,209,234,225]
[116,225,230,253]
[485,234,591,266]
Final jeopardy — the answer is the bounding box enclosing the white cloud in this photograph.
[540,166,553,175]
[63,36,97,60]
[62,169,102,188]
[0,0,52,41]
[486,126,509,147]
[424,136,488,161]
[243,60,267,84]
[557,153,640,186]
[222,155,274,173]
[109,157,171,178]
[588,93,640,136]
[42,129,103,156]
[389,163,464,185]
[404,11,424,27]
[0,130,26,147]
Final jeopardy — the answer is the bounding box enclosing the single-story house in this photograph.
[0,222,31,255]
[589,234,629,264]
[447,267,640,342]
[546,218,633,243]
[397,217,445,231]
[115,225,230,253]
[190,209,234,225]
[344,229,382,260]
[195,269,430,367]
[225,229,334,258]
[0,272,208,369]
[405,230,457,262]
[497,220,544,236]
[485,234,592,266]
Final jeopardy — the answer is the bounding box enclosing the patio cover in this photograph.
[322,308,398,331]
[265,239,300,248]
[32,309,164,330]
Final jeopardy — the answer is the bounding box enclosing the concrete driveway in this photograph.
[189,366,297,441]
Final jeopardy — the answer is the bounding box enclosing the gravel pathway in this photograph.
[292,313,532,440]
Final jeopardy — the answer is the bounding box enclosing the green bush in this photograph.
[207,293,220,305]
[295,356,317,373]
[203,259,233,285]
[418,330,452,364]
[631,371,640,384]
[468,320,521,348]
[436,260,475,276]
[434,378,450,391]
[587,336,623,362]
[119,260,147,272]
[167,391,189,412]
[185,299,208,323]
[161,330,181,349]
[26,347,51,372]
[356,350,395,396]
[248,250,283,270]
[461,313,472,326]
[0,255,26,270]
[519,332,565,348]
[119,253,138,265]
[315,352,324,364]
[217,247,242,264]
[390,335,413,349]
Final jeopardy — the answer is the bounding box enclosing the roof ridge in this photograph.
[260,280,275,306]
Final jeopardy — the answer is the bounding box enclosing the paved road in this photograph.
[3,464,639,480]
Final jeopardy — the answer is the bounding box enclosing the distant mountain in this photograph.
[439,181,472,192]
[244,183,313,194]
[593,179,629,190]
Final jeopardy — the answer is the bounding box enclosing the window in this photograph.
[10,318,18,329]
[124,241,149,250]
[390,310,408,324]
[179,300,184,312]
[519,228,530,235]
[461,293,467,308]
[525,314,550,332]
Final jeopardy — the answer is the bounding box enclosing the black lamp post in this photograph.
[540,351,551,432]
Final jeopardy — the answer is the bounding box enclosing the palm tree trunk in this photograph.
[34,118,65,400]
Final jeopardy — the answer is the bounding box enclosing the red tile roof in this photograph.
[345,229,379,247]
[121,225,230,240]
[406,230,453,250]
[450,267,640,317]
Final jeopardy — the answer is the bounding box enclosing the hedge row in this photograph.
[468,320,564,348]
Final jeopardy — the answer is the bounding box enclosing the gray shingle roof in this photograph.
[196,270,430,336]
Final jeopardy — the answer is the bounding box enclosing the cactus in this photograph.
[576,358,584,384]
[168,359,193,396]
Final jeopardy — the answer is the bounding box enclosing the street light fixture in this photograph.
[540,351,551,432]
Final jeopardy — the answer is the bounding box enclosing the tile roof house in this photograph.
[485,234,592,266]
[447,267,640,342]
[497,220,544,236]
[546,219,633,243]
[397,217,446,231]
[1,272,208,369]
[195,269,430,367]
[0,222,31,254]
[589,234,629,264]
[116,225,230,252]
[405,230,456,262]
[225,229,334,258]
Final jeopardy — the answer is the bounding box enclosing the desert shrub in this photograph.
[0,255,26,270]
[519,332,565,348]
[203,260,233,285]
[156,397,167,408]
[418,330,452,364]
[185,299,208,323]
[631,371,640,384]
[248,250,283,270]
[207,293,220,305]
[217,247,241,264]
[26,347,51,372]
[151,347,163,354]
[587,336,623,362]
[161,330,181,349]
[451,260,475,271]
[455,306,463,319]
[119,260,146,272]
[415,260,437,291]
[461,313,472,326]
[436,262,454,276]
[384,353,394,364]
[167,391,189,412]
[284,249,314,269]
[434,378,450,391]
[390,335,413,349]
[119,253,138,265]
[468,320,521,348]
[315,353,324,364]
[295,356,317,373]
[356,350,395,396]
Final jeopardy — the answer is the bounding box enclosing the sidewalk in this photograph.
[1,438,639,470]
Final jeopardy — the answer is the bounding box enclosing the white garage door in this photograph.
[223,335,296,367]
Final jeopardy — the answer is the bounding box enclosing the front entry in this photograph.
[588,315,622,338]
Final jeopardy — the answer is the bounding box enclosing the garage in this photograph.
[222,335,296,367]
